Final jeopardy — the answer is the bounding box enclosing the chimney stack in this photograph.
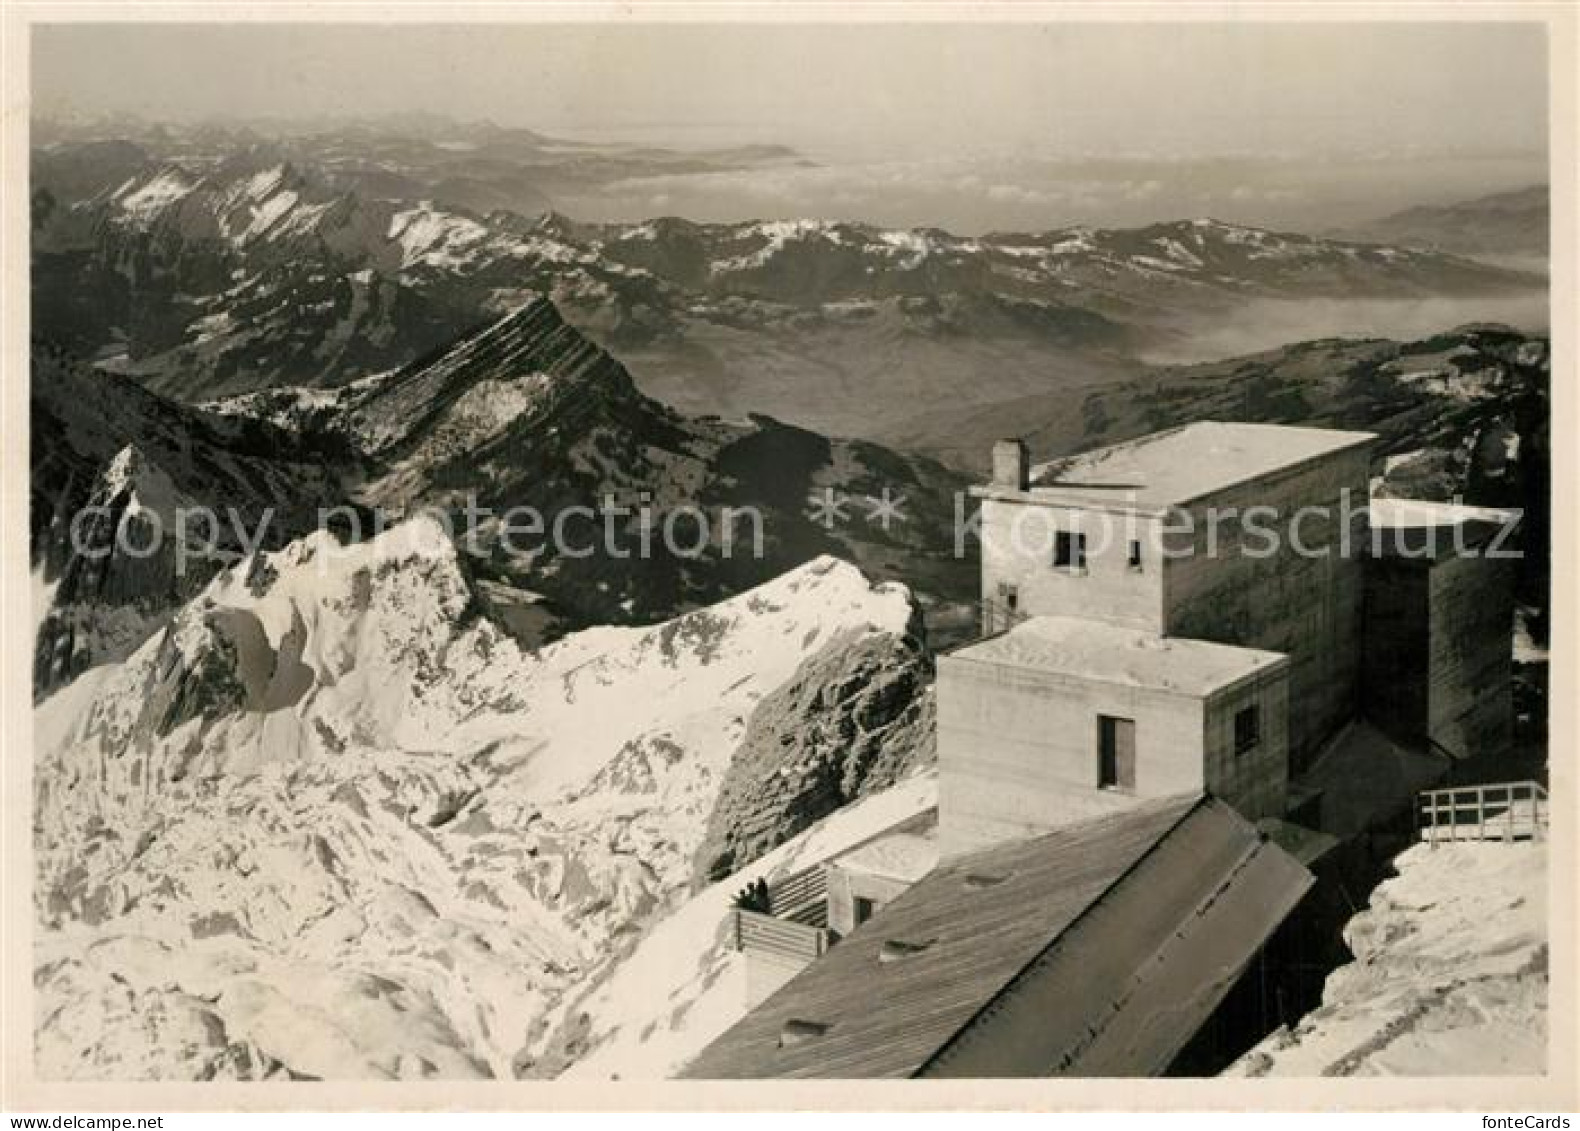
[992,438,1030,491]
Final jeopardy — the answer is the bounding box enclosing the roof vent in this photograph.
[963,871,1010,889]
[879,937,936,963]
[778,1018,831,1047]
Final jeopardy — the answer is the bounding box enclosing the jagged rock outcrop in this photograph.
[693,622,936,884]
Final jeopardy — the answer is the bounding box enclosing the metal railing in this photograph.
[733,908,831,961]
[1418,780,1548,844]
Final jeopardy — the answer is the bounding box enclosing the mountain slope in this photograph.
[34,517,932,1080]
[31,297,978,696]
[201,297,979,642]
[895,324,1549,490]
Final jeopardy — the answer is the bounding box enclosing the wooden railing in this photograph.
[733,908,831,961]
[1418,780,1548,844]
[767,867,828,926]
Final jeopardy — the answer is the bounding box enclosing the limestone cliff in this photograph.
[693,618,936,885]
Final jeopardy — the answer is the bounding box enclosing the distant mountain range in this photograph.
[32,138,1545,450]
[31,116,805,225]
[1334,185,1547,267]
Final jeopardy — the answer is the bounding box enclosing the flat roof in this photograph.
[946,615,1288,697]
[680,796,1313,1079]
[975,422,1376,512]
[833,831,939,884]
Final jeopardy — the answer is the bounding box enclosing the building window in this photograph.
[1054,530,1087,572]
[1234,705,1261,754]
[1097,714,1136,790]
[853,896,876,926]
[1128,540,1144,571]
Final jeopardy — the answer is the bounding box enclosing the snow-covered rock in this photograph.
[33,517,927,1080]
[1230,840,1547,1077]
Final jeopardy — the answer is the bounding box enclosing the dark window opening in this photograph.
[1097,714,1136,790]
[1234,705,1261,755]
[1128,540,1144,571]
[1054,531,1087,572]
[853,896,876,925]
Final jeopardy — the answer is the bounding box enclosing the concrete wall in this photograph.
[825,862,914,938]
[1202,668,1290,821]
[1359,552,1514,761]
[1360,558,1431,747]
[1427,553,1515,760]
[978,498,1164,631]
[937,655,1208,854]
[1162,447,1371,771]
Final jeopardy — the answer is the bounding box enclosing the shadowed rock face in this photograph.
[694,623,936,885]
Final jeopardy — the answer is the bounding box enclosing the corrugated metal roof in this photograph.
[680,795,1310,1079]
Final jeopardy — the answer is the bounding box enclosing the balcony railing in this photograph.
[733,908,831,962]
[766,866,828,926]
[1418,780,1548,844]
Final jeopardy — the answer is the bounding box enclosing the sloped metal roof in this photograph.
[680,794,1311,1078]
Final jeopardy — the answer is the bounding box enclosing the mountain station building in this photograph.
[683,421,1521,1078]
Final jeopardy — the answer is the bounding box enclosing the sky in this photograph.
[32,21,1551,232]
